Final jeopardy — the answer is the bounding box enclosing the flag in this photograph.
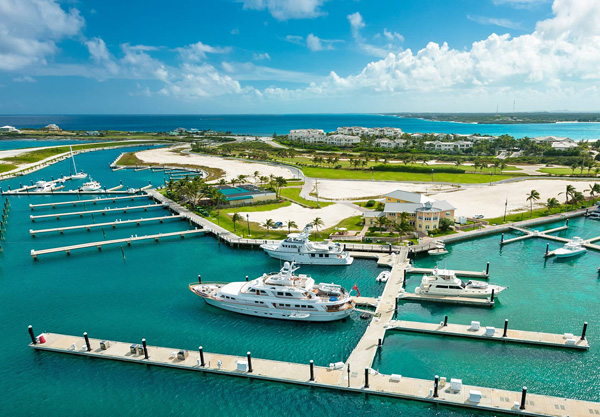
[352,283,361,297]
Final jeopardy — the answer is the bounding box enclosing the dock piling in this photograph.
[490,289,495,303]
[443,316,448,327]
[309,360,314,381]
[84,332,91,352]
[245,275,248,282]
[198,275,202,284]
[581,322,588,340]
[486,262,490,276]
[28,325,36,345]
[378,338,382,348]
[199,346,205,367]
[433,375,439,398]
[545,243,549,256]
[142,338,148,359]
[364,368,369,389]
[247,351,253,373]
[503,319,508,337]
[520,386,527,410]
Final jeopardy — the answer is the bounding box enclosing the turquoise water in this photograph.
[374,218,600,402]
[2,147,599,415]
[2,114,600,139]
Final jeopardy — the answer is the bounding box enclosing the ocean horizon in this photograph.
[2,113,600,139]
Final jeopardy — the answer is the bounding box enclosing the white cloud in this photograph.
[253,52,271,60]
[307,33,336,51]
[467,14,524,30]
[347,12,365,36]
[492,0,548,8]
[285,35,304,46]
[0,0,84,71]
[383,29,404,42]
[85,37,119,75]
[240,0,327,20]
[161,63,250,99]
[13,75,36,82]
[347,12,401,57]
[175,41,232,62]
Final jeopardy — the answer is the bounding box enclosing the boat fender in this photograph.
[415,287,421,295]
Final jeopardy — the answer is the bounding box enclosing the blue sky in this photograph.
[1,0,599,114]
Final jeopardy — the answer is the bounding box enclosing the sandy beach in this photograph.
[135,146,295,180]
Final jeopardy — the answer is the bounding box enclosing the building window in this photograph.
[425,225,430,230]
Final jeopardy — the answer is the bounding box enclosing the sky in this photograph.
[1,0,599,114]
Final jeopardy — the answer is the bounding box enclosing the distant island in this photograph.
[392,112,600,124]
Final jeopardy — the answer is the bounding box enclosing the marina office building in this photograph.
[364,190,456,232]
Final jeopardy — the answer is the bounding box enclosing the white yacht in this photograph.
[554,237,587,258]
[376,271,391,282]
[189,262,355,322]
[260,225,353,265]
[428,241,448,256]
[32,180,59,193]
[79,179,102,191]
[69,146,87,179]
[415,268,506,299]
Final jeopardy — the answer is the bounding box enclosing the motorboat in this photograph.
[554,237,587,258]
[69,146,87,179]
[428,241,448,256]
[415,267,506,299]
[79,179,102,191]
[587,212,600,220]
[260,224,353,265]
[32,180,60,193]
[376,271,391,282]
[189,262,355,322]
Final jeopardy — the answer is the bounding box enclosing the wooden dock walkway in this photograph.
[387,319,589,350]
[4,189,132,196]
[406,267,489,279]
[353,296,379,307]
[29,331,600,417]
[29,195,150,210]
[398,292,494,307]
[30,203,166,221]
[30,229,204,258]
[29,215,183,236]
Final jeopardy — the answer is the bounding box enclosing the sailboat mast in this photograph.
[70,146,77,174]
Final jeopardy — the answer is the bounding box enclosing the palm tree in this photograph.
[253,171,260,184]
[572,191,585,207]
[595,167,600,178]
[237,174,247,184]
[275,176,287,197]
[231,213,243,232]
[218,178,227,186]
[263,219,275,236]
[546,197,559,213]
[499,161,507,174]
[376,216,389,234]
[287,220,298,233]
[570,163,578,175]
[588,183,600,198]
[312,217,324,237]
[230,178,238,187]
[526,189,540,217]
[559,184,576,209]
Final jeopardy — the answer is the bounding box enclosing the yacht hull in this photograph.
[203,297,353,322]
[555,249,586,258]
[262,248,353,265]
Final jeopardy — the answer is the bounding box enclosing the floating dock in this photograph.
[30,229,204,259]
[29,331,600,417]
[387,319,589,350]
[29,195,150,210]
[406,267,489,279]
[398,292,494,307]
[30,203,166,221]
[29,215,183,236]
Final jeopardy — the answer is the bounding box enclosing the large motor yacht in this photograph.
[79,179,102,192]
[554,237,586,258]
[416,267,506,299]
[189,262,355,322]
[260,225,353,265]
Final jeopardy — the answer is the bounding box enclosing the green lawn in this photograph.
[211,202,293,239]
[301,166,518,184]
[485,199,598,225]
[0,163,17,173]
[279,187,334,208]
[537,167,599,176]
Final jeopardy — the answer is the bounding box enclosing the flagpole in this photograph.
[503,196,508,223]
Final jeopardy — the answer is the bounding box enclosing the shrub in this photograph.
[365,200,376,207]
[371,164,465,174]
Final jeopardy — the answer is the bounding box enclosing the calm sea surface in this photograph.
[2,114,600,139]
[0,146,599,416]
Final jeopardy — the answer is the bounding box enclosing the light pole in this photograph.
[371,166,374,181]
[246,214,250,236]
[431,169,434,182]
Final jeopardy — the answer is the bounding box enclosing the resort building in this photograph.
[44,124,61,131]
[0,125,20,133]
[424,140,473,152]
[288,129,326,142]
[325,134,361,146]
[336,126,403,138]
[216,184,276,206]
[374,138,407,148]
[364,190,456,233]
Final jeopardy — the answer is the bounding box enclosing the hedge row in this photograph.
[371,164,466,174]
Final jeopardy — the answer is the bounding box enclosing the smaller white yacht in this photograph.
[260,225,353,265]
[189,262,355,321]
[376,271,391,282]
[428,241,448,256]
[69,146,87,179]
[32,180,59,193]
[79,179,102,192]
[554,237,587,258]
[416,267,506,299]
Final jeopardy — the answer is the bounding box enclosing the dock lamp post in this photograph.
[246,214,250,236]
[431,169,434,182]
[371,166,374,181]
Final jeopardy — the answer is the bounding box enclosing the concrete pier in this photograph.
[406,267,489,279]
[29,215,183,236]
[387,319,589,350]
[30,203,166,221]
[29,195,150,210]
[30,229,204,258]
[398,292,495,307]
[30,332,600,417]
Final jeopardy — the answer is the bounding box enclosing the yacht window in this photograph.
[450,286,462,290]
[285,293,292,297]
[285,304,291,307]
[311,254,315,257]
[277,292,284,296]
[325,254,329,257]
[437,285,448,289]
[307,305,314,309]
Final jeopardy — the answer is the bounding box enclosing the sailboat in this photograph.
[70,146,87,179]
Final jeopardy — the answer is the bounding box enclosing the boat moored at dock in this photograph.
[260,225,353,265]
[554,237,587,258]
[189,262,355,321]
[79,179,102,192]
[416,267,506,299]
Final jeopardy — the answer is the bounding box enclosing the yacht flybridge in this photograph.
[554,237,587,258]
[416,267,506,299]
[260,224,353,265]
[189,262,355,321]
